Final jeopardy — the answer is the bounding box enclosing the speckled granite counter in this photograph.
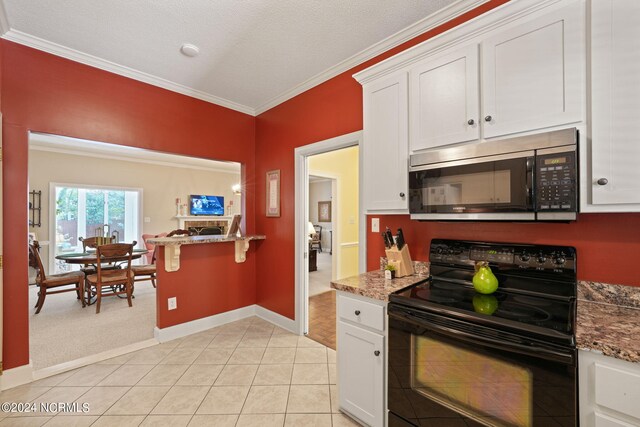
[147,234,265,271]
[147,234,265,245]
[577,281,640,363]
[331,262,429,301]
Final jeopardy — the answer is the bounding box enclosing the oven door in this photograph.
[409,152,534,220]
[387,304,577,427]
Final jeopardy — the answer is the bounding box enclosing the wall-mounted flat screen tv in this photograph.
[189,195,224,216]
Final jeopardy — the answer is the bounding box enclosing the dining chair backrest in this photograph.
[79,236,116,251]
[28,241,47,282]
[95,242,135,277]
[198,227,223,236]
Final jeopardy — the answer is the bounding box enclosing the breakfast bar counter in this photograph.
[148,234,265,271]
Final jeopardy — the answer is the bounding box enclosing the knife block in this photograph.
[385,245,414,278]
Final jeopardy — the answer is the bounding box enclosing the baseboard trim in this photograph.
[0,362,34,391]
[31,338,159,383]
[255,305,298,334]
[154,305,257,342]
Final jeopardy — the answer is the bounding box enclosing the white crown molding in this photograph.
[353,0,564,85]
[0,0,9,36]
[253,0,488,115]
[1,29,256,116]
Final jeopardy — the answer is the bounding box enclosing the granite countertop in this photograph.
[147,234,266,246]
[576,281,640,363]
[331,261,429,301]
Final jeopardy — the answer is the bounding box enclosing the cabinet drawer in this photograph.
[595,363,640,420]
[338,294,385,332]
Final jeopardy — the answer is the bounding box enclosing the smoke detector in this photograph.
[180,43,200,57]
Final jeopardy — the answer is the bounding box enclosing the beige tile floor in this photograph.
[0,317,360,427]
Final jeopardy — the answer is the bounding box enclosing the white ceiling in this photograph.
[1,0,480,116]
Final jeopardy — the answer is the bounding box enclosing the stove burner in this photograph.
[495,303,551,322]
[415,289,457,304]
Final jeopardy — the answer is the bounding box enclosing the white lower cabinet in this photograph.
[337,292,386,427]
[579,350,640,426]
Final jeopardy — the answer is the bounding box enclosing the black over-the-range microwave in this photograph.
[409,128,578,221]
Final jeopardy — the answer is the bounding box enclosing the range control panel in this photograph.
[536,150,577,212]
[430,239,577,277]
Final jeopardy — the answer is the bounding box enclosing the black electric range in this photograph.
[387,239,578,427]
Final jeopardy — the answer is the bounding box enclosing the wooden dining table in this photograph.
[55,248,148,304]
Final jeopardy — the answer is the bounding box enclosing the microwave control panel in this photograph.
[536,151,577,212]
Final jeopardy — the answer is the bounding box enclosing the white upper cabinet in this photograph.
[409,44,480,151]
[481,1,585,139]
[589,0,640,207]
[362,72,409,212]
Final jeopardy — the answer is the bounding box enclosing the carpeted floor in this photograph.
[29,281,156,371]
[309,252,332,297]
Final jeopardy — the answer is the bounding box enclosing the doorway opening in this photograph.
[294,131,365,349]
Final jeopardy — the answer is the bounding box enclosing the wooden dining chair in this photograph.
[78,236,118,274]
[29,241,85,313]
[85,242,135,314]
[132,247,157,289]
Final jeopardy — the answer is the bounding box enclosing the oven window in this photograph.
[411,335,533,427]
[409,157,533,214]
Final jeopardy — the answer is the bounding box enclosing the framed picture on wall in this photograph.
[266,169,281,217]
[318,201,331,222]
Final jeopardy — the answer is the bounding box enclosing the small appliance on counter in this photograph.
[382,227,414,277]
[387,239,578,426]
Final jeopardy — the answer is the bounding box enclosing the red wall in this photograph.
[255,0,512,318]
[366,214,640,286]
[1,40,256,370]
[155,243,262,329]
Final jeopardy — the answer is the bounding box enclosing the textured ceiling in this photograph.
[2,0,461,114]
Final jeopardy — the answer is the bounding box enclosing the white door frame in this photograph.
[294,131,364,335]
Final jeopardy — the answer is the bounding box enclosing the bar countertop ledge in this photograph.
[148,234,266,271]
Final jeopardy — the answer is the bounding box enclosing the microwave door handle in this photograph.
[389,308,574,365]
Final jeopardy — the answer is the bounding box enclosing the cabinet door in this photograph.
[591,0,640,206]
[481,1,584,138]
[338,321,384,427]
[410,44,479,151]
[363,72,408,212]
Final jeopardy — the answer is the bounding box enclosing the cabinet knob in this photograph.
[399,192,405,198]
[354,310,361,316]
[374,350,380,356]
[484,115,492,122]
[467,119,475,125]
[597,178,608,186]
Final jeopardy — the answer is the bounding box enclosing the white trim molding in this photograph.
[294,131,364,337]
[0,0,488,117]
[254,305,298,335]
[154,304,297,343]
[32,339,158,383]
[1,29,255,116]
[0,362,34,391]
[254,0,487,115]
[353,0,565,85]
[340,241,359,248]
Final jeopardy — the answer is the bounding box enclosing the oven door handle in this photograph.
[389,306,575,365]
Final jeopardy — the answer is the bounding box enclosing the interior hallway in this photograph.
[307,252,337,350]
